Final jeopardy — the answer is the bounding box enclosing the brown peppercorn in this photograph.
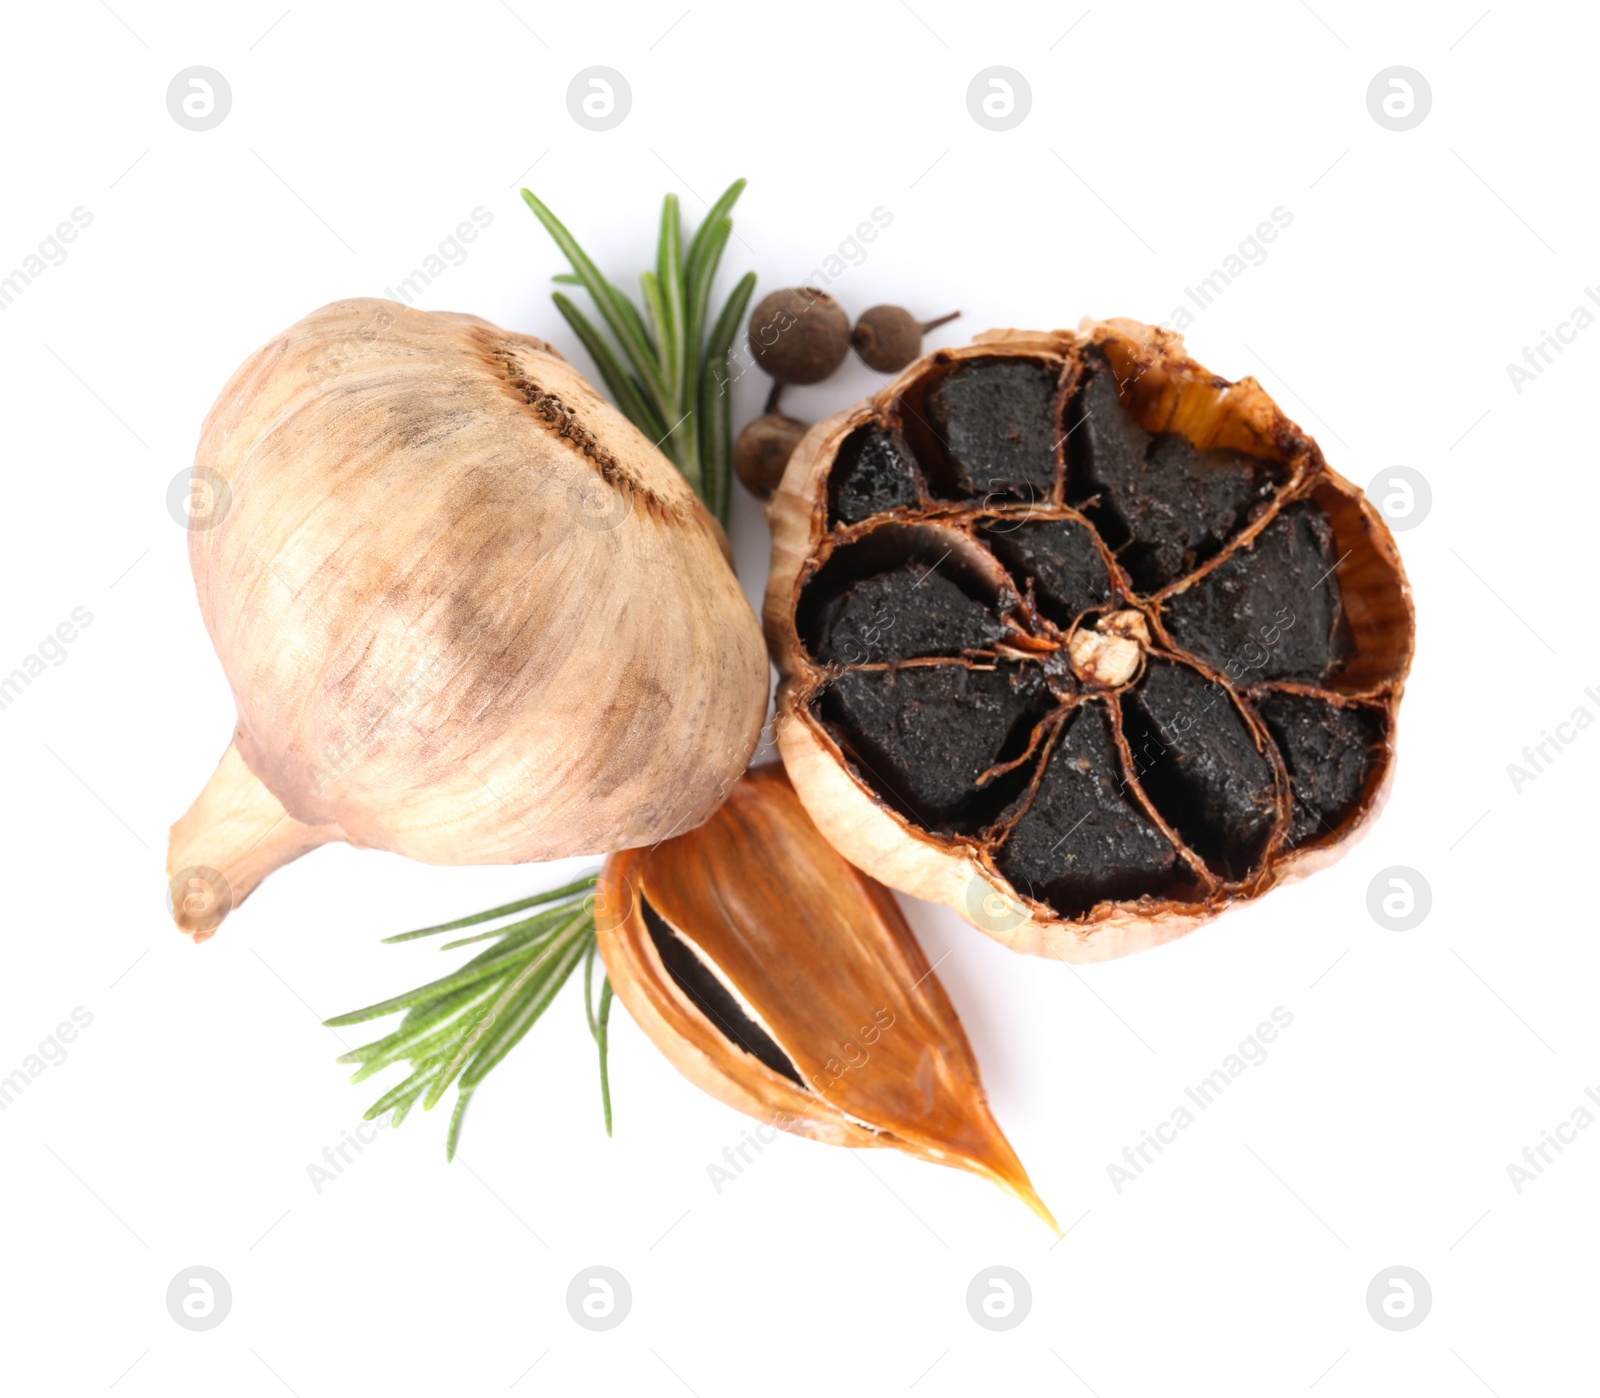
[734,413,810,498]
[851,306,962,373]
[747,288,850,384]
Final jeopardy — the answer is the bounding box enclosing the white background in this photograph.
[1,1,1595,1394]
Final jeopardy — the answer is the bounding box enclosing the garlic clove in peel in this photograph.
[597,763,1056,1230]
[168,300,768,937]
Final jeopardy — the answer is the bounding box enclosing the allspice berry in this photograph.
[734,413,810,498]
[852,306,962,373]
[747,287,850,384]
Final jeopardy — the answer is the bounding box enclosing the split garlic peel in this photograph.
[596,763,1057,1230]
[168,299,768,939]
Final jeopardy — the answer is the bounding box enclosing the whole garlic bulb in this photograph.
[168,299,768,938]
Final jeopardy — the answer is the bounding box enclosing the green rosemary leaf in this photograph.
[397,950,526,1023]
[555,256,655,364]
[658,193,686,405]
[677,412,702,508]
[340,1003,470,1069]
[380,873,598,942]
[682,189,742,521]
[560,257,659,359]
[431,900,593,966]
[439,903,582,970]
[688,209,736,407]
[346,1000,496,1081]
[684,178,746,289]
[397,1004,498,1109]
[685,203,736,370]
[398,977,497,1034]
[639,271,696,482]
[683,181,743,464]
[703,269,757,369]
[324,936,552,1026]
[458,915,592,1088]
[424,911,592,1109]
[699,270,757,523]
[552,293,664,442]
[458,926,591,1091]
[699,357,732,526]
[585,934,601,1042]
[445,1085,474,1162]
[388,1093,421,1129]
[585,938,617,1137]
[353,907,584,1038]
[521,189,673,416]
[597,977,614,1137]
[364,1057,444,1122]
[439,898,583,951]
[608,279,658,366]
[583,937,601,1041]
[685,211,731,373]
[639,271,672,390]
[382,1012,493,1100]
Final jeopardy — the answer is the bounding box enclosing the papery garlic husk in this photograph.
[595,762,1056,1229]
[763,318,1414,964]
[167,299,767,940]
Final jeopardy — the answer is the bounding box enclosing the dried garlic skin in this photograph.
[596,763,1055,1228]
[764,319,1414,963]
[169,300,767,937]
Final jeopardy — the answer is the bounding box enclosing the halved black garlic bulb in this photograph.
[765,319,1413,962]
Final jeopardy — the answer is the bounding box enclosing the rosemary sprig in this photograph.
[522,179,756,524]
[325,874,606,1159]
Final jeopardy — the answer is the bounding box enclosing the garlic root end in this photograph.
[166,740,336,941]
